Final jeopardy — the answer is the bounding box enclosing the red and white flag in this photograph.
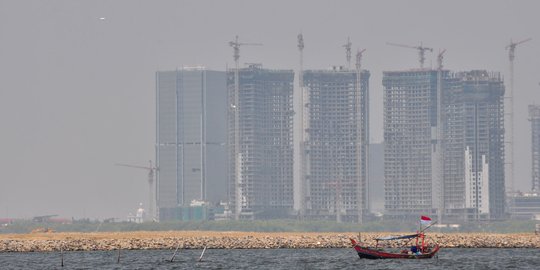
[420,215,432,226]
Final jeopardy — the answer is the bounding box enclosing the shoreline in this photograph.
[1,231,539,252]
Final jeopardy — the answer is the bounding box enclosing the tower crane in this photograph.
[295,32,306,216]
[229,35,262,73]
[356,48,366,224]
[437,49,446,70]
[387,42,433,68]
[343,37,352,69]
[116,160,157,221]
[506,38,531,62]
[228,35,262,219]
[435,49,446,223]
[505,38,531,205]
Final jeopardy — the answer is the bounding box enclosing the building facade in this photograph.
[302,67,370,222]
[530,105,540,192]
[383,69,505,221]
[383,70,439,218]
[442,70,505,220]
[156,68,228,220]
[509,192,540,220]
[228,64,295,219]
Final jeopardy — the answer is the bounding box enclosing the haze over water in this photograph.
[1,0,539,219]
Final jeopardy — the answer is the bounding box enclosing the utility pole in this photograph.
[505,37,531,213]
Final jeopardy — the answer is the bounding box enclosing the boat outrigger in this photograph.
[350,217,440,259]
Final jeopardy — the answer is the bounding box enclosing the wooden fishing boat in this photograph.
[350,237,439,259]
[350,216,440,259]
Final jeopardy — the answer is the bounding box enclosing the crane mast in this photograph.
[356,48,366,224]
[294,33,306,216]
[344,37,352,70]
[435,49,446,224]
[505,38,531,211]
[228,36,262,220]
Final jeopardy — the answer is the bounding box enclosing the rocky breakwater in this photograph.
[0,232,538,252]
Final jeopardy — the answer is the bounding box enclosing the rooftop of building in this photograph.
[382,68,441,74]
[228,63,294,73]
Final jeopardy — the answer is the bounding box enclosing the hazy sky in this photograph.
[1,0,539,219]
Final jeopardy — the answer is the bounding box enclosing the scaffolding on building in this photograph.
[443,70,505,221]
[227,65,295,219]
[303,67,370,222]
[383,69,505,221]
[529,105,540,192]
[383,70,439,218]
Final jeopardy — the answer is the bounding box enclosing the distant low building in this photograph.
[509,192,540,220]
[127,204,145,223]
[0,218,14,226]
[159,200,226,221]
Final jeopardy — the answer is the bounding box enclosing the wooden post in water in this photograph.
[169,243,181,262]
[198,246,207,262]
[60,245,64,267]
[117,248,121,263]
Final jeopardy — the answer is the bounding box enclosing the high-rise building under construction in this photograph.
[443,71,505,220]
[529,105,540,192]
[228,64,295,219]
[383,69,505,220]
[156,68,228,220]
[383,70,440,218]
[302,67,370,222]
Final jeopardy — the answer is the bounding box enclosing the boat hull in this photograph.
[353,245,440,259]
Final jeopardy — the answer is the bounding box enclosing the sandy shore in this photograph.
[1,231,539,252]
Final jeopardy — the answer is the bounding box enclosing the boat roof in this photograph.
[375,233,419,241]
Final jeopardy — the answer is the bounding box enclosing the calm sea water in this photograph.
[0,248,538,269]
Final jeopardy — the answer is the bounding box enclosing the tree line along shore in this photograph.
[0,231,539,252]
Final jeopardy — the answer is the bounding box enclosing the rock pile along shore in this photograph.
[0,231,538,252]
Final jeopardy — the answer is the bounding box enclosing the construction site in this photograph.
[148,36,536,224]
[300,67,370,223]
[443,70,506,221]
[381,40,509,222]
[529,104,540,193]
[227,64,295,219]
[383,69,441,218]
[382,68,506,222]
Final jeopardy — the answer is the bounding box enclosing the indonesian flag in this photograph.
[420,215,432,226]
